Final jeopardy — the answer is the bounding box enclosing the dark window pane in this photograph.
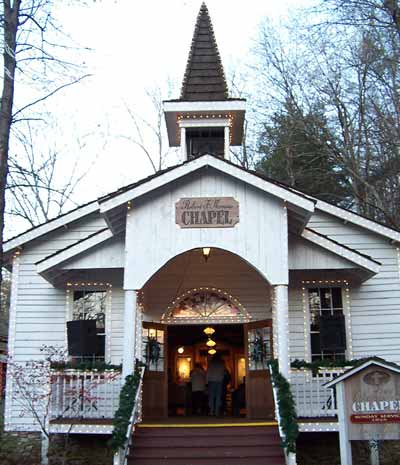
[320,288,331,309]
[332,287,343,308]
[311,333,321,357]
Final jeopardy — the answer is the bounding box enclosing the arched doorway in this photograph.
[140,248,275,420]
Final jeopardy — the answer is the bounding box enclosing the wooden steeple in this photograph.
[163,3,246,160]
[180,3,229,101]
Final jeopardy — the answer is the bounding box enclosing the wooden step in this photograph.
[129,457,285,465]
[130,445,283,459]
[128,424,286,465]
[133,434,279,447]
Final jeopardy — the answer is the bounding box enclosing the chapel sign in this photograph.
[175,197,239,228]
[345,365,400,440]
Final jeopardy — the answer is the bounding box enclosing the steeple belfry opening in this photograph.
[163,3,246,162]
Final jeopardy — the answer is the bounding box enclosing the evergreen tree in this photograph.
[256,103,350,205]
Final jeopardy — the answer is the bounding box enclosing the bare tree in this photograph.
[253,10,400,227]
[0,1,90,304]
[121,84,179,173]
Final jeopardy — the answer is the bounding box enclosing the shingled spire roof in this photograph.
[180,3,229,101]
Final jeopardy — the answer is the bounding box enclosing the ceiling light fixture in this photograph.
[203,326,215,336]
[202,247,211,262]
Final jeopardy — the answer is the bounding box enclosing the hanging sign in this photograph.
[175,197,239,228]
[345,365,400,440]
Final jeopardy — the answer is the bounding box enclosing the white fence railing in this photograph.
[291,369,344,417]
[50,369,123,420]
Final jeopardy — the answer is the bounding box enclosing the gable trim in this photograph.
[99,154,315,217]
[325,358,400,388]
[302,228,381,274]
[4,201,99,255]
[36,228,113,274]
[316,200,400,243]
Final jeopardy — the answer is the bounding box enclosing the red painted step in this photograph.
[127,424,286,465]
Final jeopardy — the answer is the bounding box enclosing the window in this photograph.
[308,287,346,361]
[186,127,224,159]
[142,326,164,371]
[72,290,107,359]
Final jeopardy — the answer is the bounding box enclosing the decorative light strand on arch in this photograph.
[162,286,251,324]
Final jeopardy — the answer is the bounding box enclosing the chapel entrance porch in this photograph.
[142,321,275,421]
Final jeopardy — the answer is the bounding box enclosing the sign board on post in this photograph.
[175,197,239,229]
[345,365,400,440]
[325,358,400,465]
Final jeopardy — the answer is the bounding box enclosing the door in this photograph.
[244,320,274,419]
[142,322,168,419]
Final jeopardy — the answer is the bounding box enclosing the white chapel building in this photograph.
[3,4,400,464]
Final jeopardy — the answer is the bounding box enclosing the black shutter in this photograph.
[67,320,97,356]
[319,313,346,351]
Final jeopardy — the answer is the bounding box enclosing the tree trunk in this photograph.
[0,0,21,304]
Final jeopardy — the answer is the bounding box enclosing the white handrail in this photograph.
[113,366,145,465]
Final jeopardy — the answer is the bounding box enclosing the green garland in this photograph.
[290,357,369,373]
[50,360,122,372]
[269,359,298,454]
[109,362,144,452]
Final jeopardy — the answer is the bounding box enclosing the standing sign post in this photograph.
[325,358,400,465]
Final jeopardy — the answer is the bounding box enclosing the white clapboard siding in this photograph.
[288,287,306,361]
[125,169,288,289]
[6,213,108,431]
[110,287,124,364]
[309,210,400,364]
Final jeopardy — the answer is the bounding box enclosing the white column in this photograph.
[180,126,187,161]
[337,382,353,465]
[122,289,137,378]
[274,284,290,379]
[224,125,230,159]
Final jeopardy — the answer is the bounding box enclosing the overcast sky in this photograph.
[8,0,310,236]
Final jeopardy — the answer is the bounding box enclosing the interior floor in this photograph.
[167,324,246,417]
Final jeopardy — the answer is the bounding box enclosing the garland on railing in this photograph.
[109,362,144,452]
[290,358,368,372]
[50,360,122,371]
[269,359,298,454]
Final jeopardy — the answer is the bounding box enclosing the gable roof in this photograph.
[98,154,316,233]
[4,200,99,255]
[325,357,400,388]
[4,154,400,257]
[179,3,228,101]
[302,227,381,275]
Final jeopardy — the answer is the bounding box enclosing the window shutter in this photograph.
[319,313,346,351]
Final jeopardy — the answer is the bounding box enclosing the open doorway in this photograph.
[167,324,246,417]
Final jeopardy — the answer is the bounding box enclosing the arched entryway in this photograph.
[139,248,276,420]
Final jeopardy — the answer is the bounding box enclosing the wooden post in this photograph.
[224,125,230,160]
[274,284,289,379]
[337,382,353,465]
[369,440,380,465]
[180,127,186,160]
[122,290,137,378]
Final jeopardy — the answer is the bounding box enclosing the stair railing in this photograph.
[269,362,298,465]
[113,366,145,465]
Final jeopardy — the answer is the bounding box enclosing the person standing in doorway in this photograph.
[190,363,206,415]
[207,354,225,416]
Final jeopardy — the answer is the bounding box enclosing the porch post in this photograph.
[122,289,137,378]
[274,284,290,379]
[224,125,230,159]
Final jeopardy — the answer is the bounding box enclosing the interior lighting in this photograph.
[206,338,216,347]
[208,348,216,355]
[202,247,211,262]
[203,327,215,336]
[177,346,184,354]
